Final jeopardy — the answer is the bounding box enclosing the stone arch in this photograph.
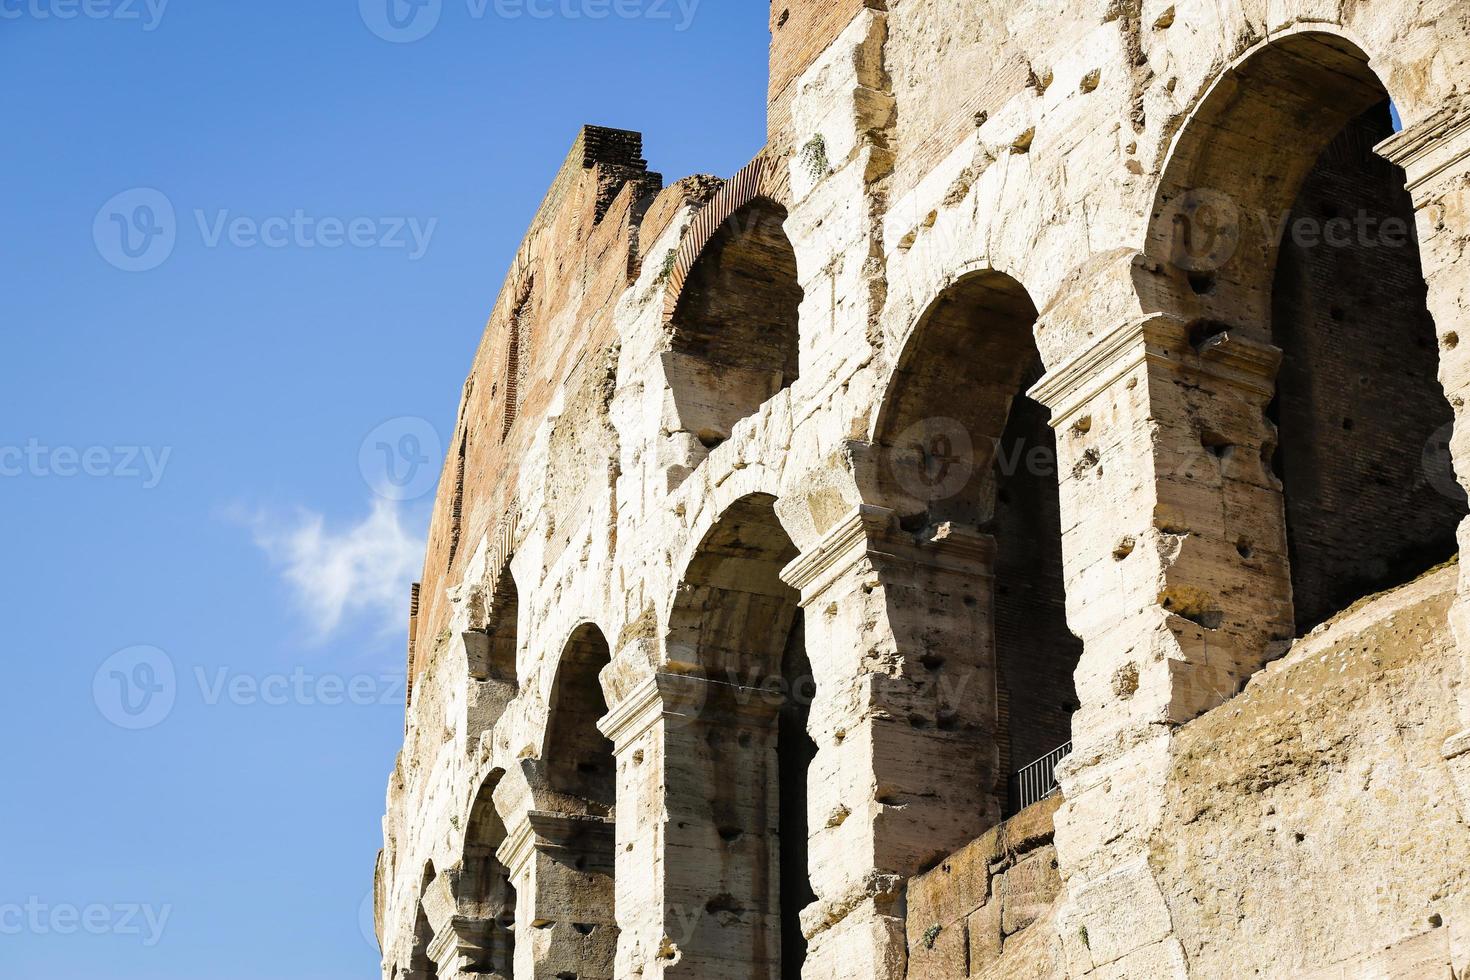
[544,622,617,817]
[465,561,520,686]
[872,268,1081,813]
[662,156,804,454]
[404,863,438,980]
[451,768,516,977]
[1143,28,1400,324]
[667,493,801,679]
[1141,29,1466,636]
[518,622,618,980]
[659,491,814,978]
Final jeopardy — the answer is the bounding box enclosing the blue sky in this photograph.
[1,3,769,977]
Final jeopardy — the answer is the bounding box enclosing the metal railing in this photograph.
[1007,740,1072,815]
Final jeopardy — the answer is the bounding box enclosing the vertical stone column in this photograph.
[601,673,786,979]
[778,506,1001,980]
[1378,101,1470,808]
[500,808,618,980]
[1027,312,1289,977]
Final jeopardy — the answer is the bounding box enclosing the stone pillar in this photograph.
[1378,99,1470,810]
[500,808,618,980]
[415,863,514,980]
[600,672,786,980]
[1027,312,1289,977]
[778,506,1001,980]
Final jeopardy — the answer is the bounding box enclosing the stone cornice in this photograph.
[1029,314,1281,428]
[497,816,537,881]
[598,672,783,748]
[1377,95,1470,196]
[781,504,893,595]
[1028,316,1160,428]
[780,505,999,599]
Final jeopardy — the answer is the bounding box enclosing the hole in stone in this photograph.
[706,894,741,915]
[1444,331,1460,350]
[1187,318,1230,349]
[1341,417,1355,431]
[1187,270,1217,295]
[718,827,744,843]
[898,512,928,533]
[1071,447,1101,479]
[1329,306,1345,322]
[1201,431,1234,458]
[1430,913,1444,928]
[776,8,788,27]
[919,651,945,670]
[907,713,930,729]
[1236,538,1255,559]
[572,923,597,936]
[1113,536,1136,561]
[697,433,726,450]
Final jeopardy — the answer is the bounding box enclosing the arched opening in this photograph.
[665,493,813,978]
[1271,103,1463,631]
[1150,33,1466,637]
[533,624,618,980]
[545,625,616,819]
[665,196,803,452]
[461,770,516,975]
[875,271,1081,817]
[466,566,519,685]
[406,864,439,980]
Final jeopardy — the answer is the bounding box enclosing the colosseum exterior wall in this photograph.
[377,3,1470,978]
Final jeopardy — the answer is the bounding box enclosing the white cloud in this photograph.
[243,498,425,643]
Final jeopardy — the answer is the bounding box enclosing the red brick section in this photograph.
[661,153,787,324]
[407,126,663,691]
[766,0,882,152]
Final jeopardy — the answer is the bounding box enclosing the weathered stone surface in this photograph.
[376,5,1470,980]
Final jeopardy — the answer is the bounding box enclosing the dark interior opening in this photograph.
[1270,101,1466,633]
[991,354,1083,813]
[778,610,816,980]
[667,199,803,447]
[546,626,617,819]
